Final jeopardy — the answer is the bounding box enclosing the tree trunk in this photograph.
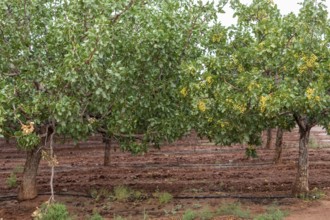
[273,128,283,164]
[18,147,42,200]
[292,126,311,197]
[103,136,111,166]
[265,128,272,149]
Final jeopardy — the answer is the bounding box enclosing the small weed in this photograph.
[163,204,183,216]
[132,190,145,200]
[6,165,23,189]
[254,206,289,220]
[101,202,112,212]
[198,207,213,220]
[32,202,71,220]
[182,209,197,220]
[113,186,131,201]
[297,187,326,200]
[6,172,17,188]
[157,192,173,204]
[217,202,251,219]
[192,203,202,209]
[89,212,104,220]
[309,188,326,200]
[90,188,111,201]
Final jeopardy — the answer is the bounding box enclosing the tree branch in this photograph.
[111,0,136,24]
[294,113,306,130]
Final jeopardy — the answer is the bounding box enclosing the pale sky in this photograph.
[215,0,330,26]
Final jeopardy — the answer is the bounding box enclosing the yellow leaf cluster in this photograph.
[259,95,268,113]
[206,76,213,84]
[306,87,314,100]
[217,120,229,128]
[299,54,318,74]
[226,98,247,114]
[238,64,245,73]
[212,33,223,43]
[234,104,247,114]
[180,87,188,97]
[207,117,213,122]
[197,100,206,112]
[306,87,320,102]
[247,82,260,92]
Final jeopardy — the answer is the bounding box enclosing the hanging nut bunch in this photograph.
[21,122,35,135]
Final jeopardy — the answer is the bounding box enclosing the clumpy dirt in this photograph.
[1,127,330,219]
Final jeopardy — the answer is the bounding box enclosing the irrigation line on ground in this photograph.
[39,162,276,173]
[0,192,292,202]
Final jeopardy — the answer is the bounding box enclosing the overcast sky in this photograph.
[216,0,330,26]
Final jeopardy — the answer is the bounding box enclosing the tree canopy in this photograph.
[195,0,330,195]
[1,0,330,199]
[0,0,220,199]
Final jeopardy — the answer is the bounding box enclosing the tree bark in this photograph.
[103,136,111,166]
[292,125,311,197]
[273,128,283,164]
[18,146,42,200]
[265,128,272,149]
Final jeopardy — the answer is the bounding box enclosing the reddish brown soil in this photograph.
[1,127,330,219]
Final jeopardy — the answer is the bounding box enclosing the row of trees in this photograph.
[1,0,329,200]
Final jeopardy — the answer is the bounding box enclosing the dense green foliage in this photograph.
[1,0,330,198]
[195,0,330,145]
[0,0,220,151]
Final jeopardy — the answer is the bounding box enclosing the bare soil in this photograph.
[1,127,330,219]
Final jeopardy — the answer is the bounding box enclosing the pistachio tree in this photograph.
[0,0,218,200]
[85,0,218,164]
[0,0,125,200]
[197,0,330,196]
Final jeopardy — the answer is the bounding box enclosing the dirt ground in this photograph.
[1,127,330,219]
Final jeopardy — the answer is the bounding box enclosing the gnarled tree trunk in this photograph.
[18,146,42,200]
[265,128,272,149]
[292,122,311,197]
[103,136,111,166]
[274,128,283,164]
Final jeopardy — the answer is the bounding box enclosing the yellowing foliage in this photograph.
[247,82,260,92]
[306,87,320,102]
[180,87,188,97]
[259,96,268,112]
[238,64,245,73]
[226,99,246,114]
[197,100,206,112]
[206,76,213,84]
[299,54,318,74]
[21,122,35,135]
[217,120,229,128]
[306,88,314,100]
[212,33,223,43]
